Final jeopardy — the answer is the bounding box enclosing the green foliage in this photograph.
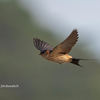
[0,1,100,100]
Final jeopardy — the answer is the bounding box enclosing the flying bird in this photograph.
[33,29,95,67]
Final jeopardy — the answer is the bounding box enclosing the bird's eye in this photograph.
[40,50,46,54]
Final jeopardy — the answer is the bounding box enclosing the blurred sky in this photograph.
[17,0,100,59]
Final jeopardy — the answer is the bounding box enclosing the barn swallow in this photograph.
[33,29,95,67]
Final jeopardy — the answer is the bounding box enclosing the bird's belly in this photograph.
[47,55,72,64]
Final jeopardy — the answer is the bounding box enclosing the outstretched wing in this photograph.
[50,29,78,55]
[33,38,53,51]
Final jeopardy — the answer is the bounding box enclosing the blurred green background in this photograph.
[0,0,100,100]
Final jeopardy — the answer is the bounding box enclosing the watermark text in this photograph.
[0,84,19,88]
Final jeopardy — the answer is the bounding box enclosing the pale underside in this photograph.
[41,53,72,64]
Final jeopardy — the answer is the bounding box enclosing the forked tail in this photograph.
[70,58,96,67]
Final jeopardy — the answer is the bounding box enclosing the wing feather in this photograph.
[50,29,78,55]
[33,38,53,51]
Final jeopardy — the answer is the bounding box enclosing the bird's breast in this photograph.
[42,54,72,64]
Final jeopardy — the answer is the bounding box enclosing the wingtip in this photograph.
[73,29,78,32]
[33,38,38,41]
[73,28,78,31]
[33,38,36,42]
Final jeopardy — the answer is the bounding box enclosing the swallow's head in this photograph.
[39,50,50,58]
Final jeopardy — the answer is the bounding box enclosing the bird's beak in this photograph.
[39,52,41,55]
